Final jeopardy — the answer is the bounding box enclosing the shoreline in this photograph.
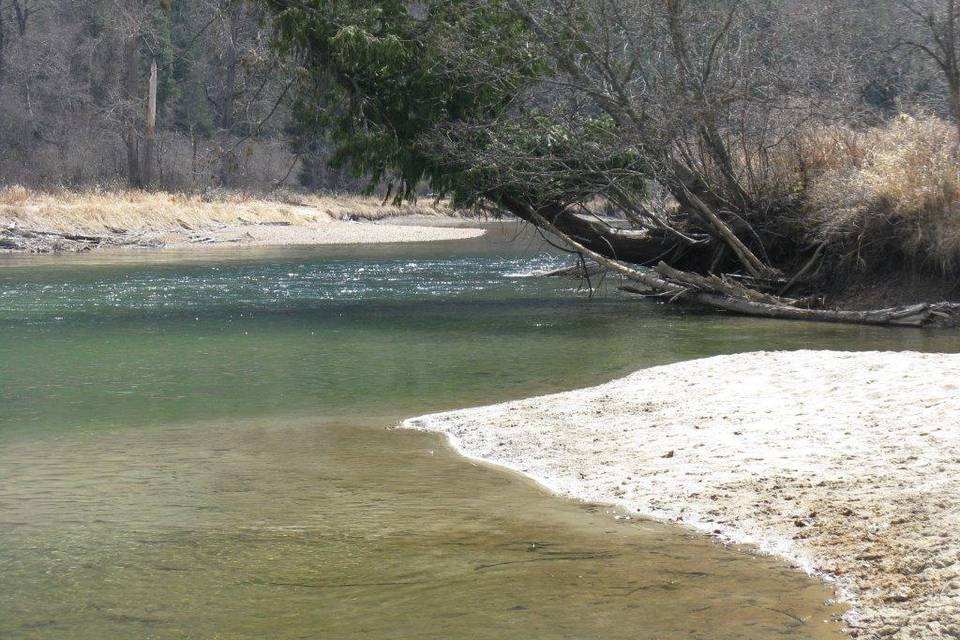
[157,215,487,250]
[402,351,960,638]
[0,215,486,254]
[0,189,486,254]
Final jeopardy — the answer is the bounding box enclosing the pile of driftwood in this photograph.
[533,212,960,329]
[0,225,162,253]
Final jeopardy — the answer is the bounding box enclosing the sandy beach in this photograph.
[403,351,960,638]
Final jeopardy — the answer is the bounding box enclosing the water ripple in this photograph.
[0,253,572,323]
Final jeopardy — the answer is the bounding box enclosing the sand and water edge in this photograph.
[403,350,960,639]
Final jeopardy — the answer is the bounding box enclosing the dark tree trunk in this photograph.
[143,60,157,188]
[950,79,960,144]
[12,0,27,36]
[495,193,717,272]
[0,7,6,94]
[122,33,141,189]
[217,5,242,187]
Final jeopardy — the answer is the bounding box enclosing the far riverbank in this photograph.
[404,351,960,639]
[0,187,484,253]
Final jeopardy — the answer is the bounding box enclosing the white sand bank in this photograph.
[157,218,485,249]
[402,351,960,638]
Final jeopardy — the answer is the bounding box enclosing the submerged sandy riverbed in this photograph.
[403,350,960,639]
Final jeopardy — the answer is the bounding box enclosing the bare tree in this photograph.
[0,0,32,93]
[491,0,834,274]
[900,0,960,141]
[112,0,147,187]
[209,0,243,186]
[411,0,959,325]
[0,3,7,90]
[11,0,28,36]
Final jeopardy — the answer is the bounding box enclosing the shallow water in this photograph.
[1,226,957,639]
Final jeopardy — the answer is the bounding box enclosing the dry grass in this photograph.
[799,115,960,274]
[0,187,457,236]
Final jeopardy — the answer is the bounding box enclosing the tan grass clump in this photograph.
[802,115,960,274]
[0,185,31,206]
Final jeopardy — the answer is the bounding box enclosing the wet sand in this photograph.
[404,350,960,639]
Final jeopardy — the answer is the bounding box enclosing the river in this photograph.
[2,225,956,639]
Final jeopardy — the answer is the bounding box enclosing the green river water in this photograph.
[2,225,957,639]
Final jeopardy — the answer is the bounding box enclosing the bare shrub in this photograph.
[802,115,960,274]
[0,185,30,206]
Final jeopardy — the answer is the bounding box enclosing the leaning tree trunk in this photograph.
[498,195,718,273]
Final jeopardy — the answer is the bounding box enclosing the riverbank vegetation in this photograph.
[260,0,960,326]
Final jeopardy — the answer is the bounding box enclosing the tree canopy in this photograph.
[265,0,551,204]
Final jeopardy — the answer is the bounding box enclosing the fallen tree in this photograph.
[518,202,960,327]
